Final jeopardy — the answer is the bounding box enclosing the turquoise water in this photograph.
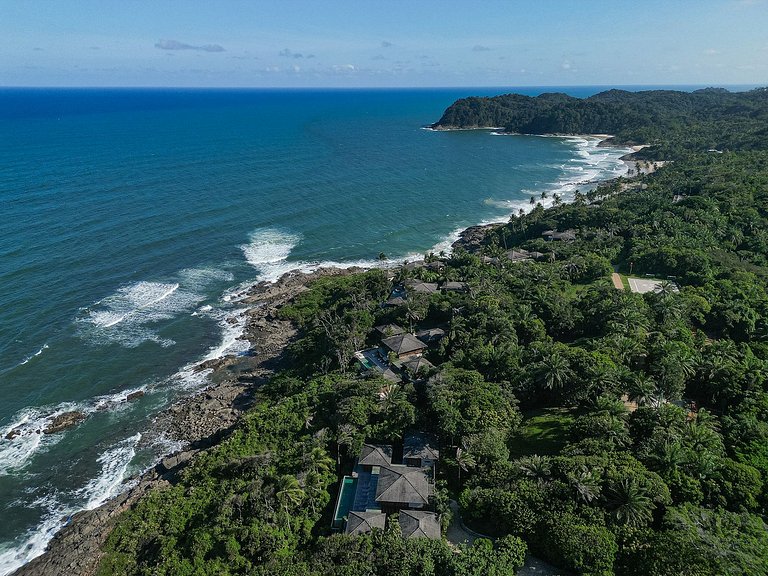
[0,87,629,572]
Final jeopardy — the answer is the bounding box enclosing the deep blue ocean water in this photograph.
[0,86,635,572]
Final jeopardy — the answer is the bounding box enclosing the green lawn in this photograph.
[509,408,576,456]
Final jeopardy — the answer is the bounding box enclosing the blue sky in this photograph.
[1,0,766,87]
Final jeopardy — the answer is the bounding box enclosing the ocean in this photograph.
[0,86,631,573]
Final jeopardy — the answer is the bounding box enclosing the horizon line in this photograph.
[0,82,764,91]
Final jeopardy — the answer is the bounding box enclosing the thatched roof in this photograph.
[405,279,439,294]
[416,328,445,343]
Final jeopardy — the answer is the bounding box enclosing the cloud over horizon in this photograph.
[155,40,225,52]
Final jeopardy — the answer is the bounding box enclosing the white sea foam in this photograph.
[78,265,234,348]
[240,228,303,282]
[0,493,65,576]
[0,384,147,477]
[78,433,141,510]
[0,434,141,576]
[18,344,49,367]
[423,134,630,255]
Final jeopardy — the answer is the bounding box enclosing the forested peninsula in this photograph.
[431,87,768,159]
[19,88,768,576]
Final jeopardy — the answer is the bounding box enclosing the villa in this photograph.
[542,229,577,242]
[381,333,428,359]
[333,433,440,538]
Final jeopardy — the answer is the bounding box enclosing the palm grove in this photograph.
[97,88,768,575]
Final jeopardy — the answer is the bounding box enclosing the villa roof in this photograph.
[375,465,433,506]
[375,324,406,337]
[401,356,435,375]
[399,510,441,539]
[405,280,439,294]
[542,229,577,241]
[505,249,532,261]
[403,432,440,462]
[416,328,445,343]
[381,367,403,383]
[384,296,406,307]
[358,444,393,467]
[441,281,468,292]
[346,511,386,535]
[382,334,427,355]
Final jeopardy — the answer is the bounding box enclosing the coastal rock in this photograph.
[194,357,229,372]
[11,266,362,576]
[43,411,86,435]
[126,391,145,402]
[159,450,196,474]
[5,428,22,440]
[451,223,500,254]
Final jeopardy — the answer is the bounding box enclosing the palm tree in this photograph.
[302,471,326,515]
[568,466,601,504]
[553,193,562,206]
[455,446,476,484]
[536,352,572,391]
[379,382,406,414]
[683,421,722,454]
[628,374,657,406]
[607,477,654,527]
[516,454,552,485]
[305,447,335,476]
[335,424,356,467]
[648,439,686,476]
[276,474,305,526]
[594,396,629,419]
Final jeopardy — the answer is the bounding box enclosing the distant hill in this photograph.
[431,87,768,158]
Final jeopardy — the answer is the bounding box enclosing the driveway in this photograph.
[446,500,571,575]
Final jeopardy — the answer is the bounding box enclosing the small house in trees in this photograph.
[401,356,435,378]
[381,334,427,359]
[345,510,386,535]
[441,281,468,293]
[415,328,445,344]
[404,280,439,294]
[374,464,434,511]
[375,324,406,337]
[542,229,577,242]
[358,444,394,468]
[399,510,441,539]
[403,432,440,468]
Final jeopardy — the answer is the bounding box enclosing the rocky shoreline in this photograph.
[11,266,364,576]
[10,134,640,576]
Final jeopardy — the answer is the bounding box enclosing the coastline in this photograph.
[8,133,636,576]
[10,266,365,576]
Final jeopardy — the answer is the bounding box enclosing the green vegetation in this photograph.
[432,87,768,158]
[97,93,768,575]
[511,408,576,456]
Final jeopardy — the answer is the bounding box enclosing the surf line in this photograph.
[101,283,180,328]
